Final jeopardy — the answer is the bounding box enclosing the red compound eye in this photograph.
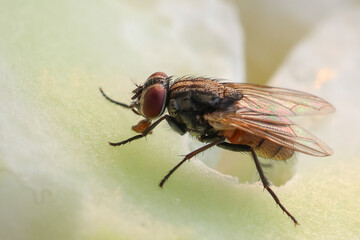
[148,72,168,80]
[141,85,166,119]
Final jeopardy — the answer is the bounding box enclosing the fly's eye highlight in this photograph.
[140,84,166,119]
[147,72,168,80]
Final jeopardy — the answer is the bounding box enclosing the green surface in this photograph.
[1,1,359,240]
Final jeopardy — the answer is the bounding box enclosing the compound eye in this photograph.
[141,84,166,119]
[147,72,168,80]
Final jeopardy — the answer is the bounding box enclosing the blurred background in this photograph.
[1,0,360,239]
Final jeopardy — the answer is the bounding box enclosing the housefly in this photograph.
[100,72,335,225]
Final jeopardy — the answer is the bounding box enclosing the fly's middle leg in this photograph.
[159,138,225,187]
[217,142,299,225]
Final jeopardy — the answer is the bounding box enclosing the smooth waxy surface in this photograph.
[1,1,360,240]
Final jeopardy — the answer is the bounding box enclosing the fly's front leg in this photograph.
[217,142,299,225]
[99,88,131,109]
[109,115,171,146]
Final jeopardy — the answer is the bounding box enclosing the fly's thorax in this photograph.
[167,78,224,118]
[170,81,221,109]
[224,86,243,100]
[166,77,235,137]
[167,98,211,136]
[168,77,242,113]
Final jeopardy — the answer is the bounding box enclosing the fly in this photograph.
[100,72,335,225]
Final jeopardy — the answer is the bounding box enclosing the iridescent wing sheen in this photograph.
[223,83,335,116]
[204,107,333,157]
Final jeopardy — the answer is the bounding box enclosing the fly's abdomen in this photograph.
[221,129,294,160]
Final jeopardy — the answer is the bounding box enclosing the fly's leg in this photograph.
[217,142,299,225]
[251,148,299,225]
[159,138,225,187]
[109,115,171,146]
[100,88,141,115]
[99,88,131,108]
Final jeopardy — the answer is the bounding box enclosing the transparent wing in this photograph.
[223,83,335,116]
[204,107,333,157]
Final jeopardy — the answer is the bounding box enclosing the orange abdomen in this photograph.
[221,129,294,160]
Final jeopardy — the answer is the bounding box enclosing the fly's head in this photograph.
[130,72,170,120]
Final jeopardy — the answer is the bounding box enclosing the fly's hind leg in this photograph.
[217,142,299,225]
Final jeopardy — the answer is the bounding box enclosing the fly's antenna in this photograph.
[99,87,131,109]
[131,78,140,88]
